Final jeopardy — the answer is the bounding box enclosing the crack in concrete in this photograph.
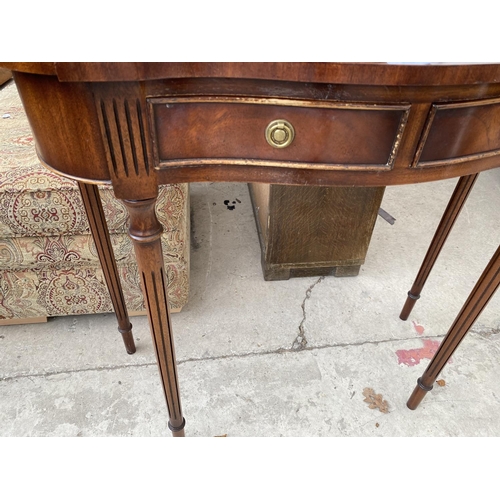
[2,328,498,383]
[179,333,452,365]
[292,276,324,350]
[472,326,500,338]
[0,362,157,383]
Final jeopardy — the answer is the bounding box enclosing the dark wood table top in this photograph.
[4,62,500,191]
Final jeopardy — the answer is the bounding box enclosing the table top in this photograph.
[4,62,500,192]
[4,62,500,85]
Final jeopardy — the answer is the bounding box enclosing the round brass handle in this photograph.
[265,119,295,148]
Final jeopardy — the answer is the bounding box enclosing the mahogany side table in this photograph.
[3,62,500,436]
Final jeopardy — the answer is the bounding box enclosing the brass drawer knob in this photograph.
[265,119,295,148]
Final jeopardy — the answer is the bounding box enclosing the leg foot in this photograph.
[169,418,186,437]
[400,291,421,321]
[407,378,433,410]
[119,327,135,355]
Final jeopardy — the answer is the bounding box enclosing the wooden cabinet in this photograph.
[249,184,385,280]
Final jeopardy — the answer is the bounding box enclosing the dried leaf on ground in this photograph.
[362,387,389,414]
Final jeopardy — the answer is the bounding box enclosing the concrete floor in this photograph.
[1,171,500,437]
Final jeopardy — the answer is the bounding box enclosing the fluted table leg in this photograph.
[400,174,479,321]
[123,197,185,437]
[78,182,135,354]
[407,243,500,409]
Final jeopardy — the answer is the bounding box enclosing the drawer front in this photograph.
[149,97,409,170]
[415,97,500,167]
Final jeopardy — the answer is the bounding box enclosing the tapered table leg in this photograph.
[78,182,135,354]
[400,174,479,320]
[407,243,500,409]
[123,197,185,437]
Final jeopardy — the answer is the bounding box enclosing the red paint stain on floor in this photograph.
[396,339,442,367]
[412,320,425,335]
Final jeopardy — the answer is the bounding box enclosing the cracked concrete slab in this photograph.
[1,172,500,436]
[2,331,500,437]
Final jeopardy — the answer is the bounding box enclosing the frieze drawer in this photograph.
[415,97,500,168]
[148,97,410,171]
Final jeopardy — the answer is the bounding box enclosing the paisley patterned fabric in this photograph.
[0,80,190,321]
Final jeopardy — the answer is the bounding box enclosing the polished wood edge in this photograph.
[148,95,411,111]
[36,146,111,185]
[155,154,499,186]
[433,95,500,110]
[417,148,500,169]
[5,62,500,87]
[156,158,393,172]
[0,62,56,75]
[52,62,500,86]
